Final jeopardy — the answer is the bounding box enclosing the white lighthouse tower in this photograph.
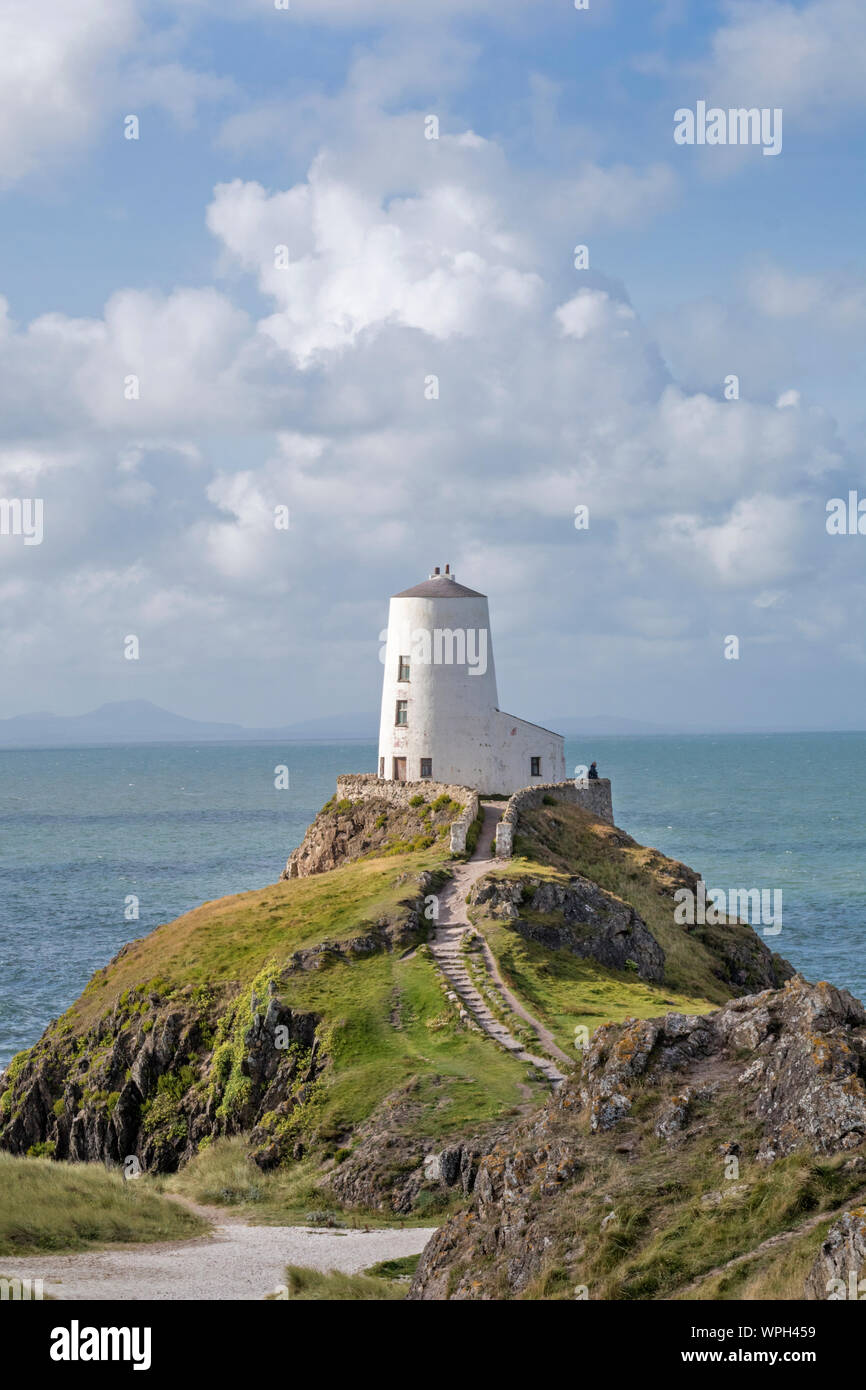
[377,566,565,795]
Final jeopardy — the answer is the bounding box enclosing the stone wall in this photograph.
[494,778,614,858]
[449,791,481,853]
[335,774,478,854]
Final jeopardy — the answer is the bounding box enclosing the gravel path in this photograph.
[5,1211,439,1301]
[429,803,569,1086]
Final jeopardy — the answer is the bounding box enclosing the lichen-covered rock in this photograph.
[408,978,866,1300]
[325,1081,504,1214]
[805,1208,866,1300]
[469,872,666,982]
[0,977,322,1174]
[282,794,461,878]
[655,1091,692,1139]
[580,977,866,1157]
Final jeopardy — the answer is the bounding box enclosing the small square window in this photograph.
[395,700,408,726]
[398,655,410,682]
[420,758,432,779]
[530,756,541,777]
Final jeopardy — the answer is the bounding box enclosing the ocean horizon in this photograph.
[1,730,864,1069]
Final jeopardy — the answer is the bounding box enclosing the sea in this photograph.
[1,732,864,1069]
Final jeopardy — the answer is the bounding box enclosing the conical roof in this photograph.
[393,575,486,599]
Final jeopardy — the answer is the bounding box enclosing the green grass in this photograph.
[480,922,713,1056]
[165,1137,435,1227]
[272,1264,407,1300]
[69,846,454,1033]
[162,942,530,1223]
[364,1253,420,1280]
[507,803,780,1005]
[0,1153,208,1255]
[271,946,531,1150]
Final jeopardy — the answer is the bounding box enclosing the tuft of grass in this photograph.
[364,1253,420,1281]
[274,1264,407,1300]
[0,1153,207,1256]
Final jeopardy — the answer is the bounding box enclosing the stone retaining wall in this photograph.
[494,778,613,858]
[335,774,478,855]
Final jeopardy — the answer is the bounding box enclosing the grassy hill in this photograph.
[0,793,792,1226]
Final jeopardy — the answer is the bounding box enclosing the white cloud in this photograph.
[657,495,811,589]
[0,44,862,726]
[0,0,137,183]
[0,0,236,184]
[688,0,866,127]
[207,162,546,364]
[556,289,637,340]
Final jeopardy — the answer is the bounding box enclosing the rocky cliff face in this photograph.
[324,1081,512,1215]
[282,791,463,878]
[469,872,666,982]
[0,974,322,1174]
[0,874,438,1178]
[408,977,866,1300]
[805,1208,866,1299]
[579,977,866,1156]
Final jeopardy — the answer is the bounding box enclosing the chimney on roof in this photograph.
[445,564,450,574]
[432,566,440,576]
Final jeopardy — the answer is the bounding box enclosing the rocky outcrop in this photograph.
[282,792,464,878]
[283,872,442,971]
[805,1208,866,1299]
[0,980,322,1174]
[325,1081,504,1214]
[408,978,866,1300]
[469,872,665,983]
[0,869,447,1187]
[580,976,866,1156]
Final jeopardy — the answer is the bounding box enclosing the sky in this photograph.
[1,0,866,731]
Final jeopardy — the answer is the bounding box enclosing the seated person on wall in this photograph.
[588,761,599,780]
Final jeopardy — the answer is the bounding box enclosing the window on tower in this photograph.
[530,756,541,777]
[395,700,408,726]
[398,655,410,682]
[420,758,432,778]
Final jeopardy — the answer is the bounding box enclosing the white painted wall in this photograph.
[377,577,565,795]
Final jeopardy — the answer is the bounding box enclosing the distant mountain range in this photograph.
[0,701,379,748]
[0,700,845,748]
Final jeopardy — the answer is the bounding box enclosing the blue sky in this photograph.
[2,0,866,730]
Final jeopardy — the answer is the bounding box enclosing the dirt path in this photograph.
[429,803,568,1085]
[4,1212,438,1300]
